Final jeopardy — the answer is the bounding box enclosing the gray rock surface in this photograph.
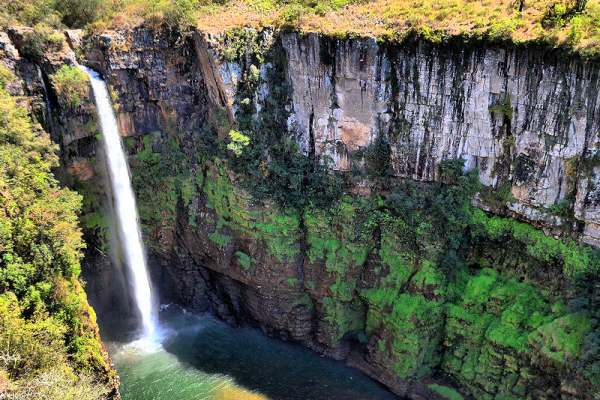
[213,33,600,245]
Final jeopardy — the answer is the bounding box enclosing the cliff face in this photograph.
[7,25,600,400]
[83,28,600,246]
[232,33,600,245]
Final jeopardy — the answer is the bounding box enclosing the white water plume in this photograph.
[80,66,158,341]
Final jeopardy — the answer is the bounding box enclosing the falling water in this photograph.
[80,66,157,340]
[37,66,56,135]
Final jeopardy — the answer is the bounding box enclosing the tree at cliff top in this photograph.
[0,66,111,399]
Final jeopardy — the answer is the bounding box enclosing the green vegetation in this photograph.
[235,250,253,270]
[208,231,232,248]
[428,384,464,400]
[364,133,392,178]
[478,182,515,210]
[54,0,106,28]
[0,74,110,397]
[0,293,108,399]
[50,65,90,110]
[219,33,344,210]
[19,23,64,61]
[3,1,600,398]
[2,0,600,56]
[471,208,600,277]
[488,96,513,120]
[128,133,195,248]
[202,159,302,262]
[181,98,598,393]
[442,268,594,399]
[530,312,592,364]
[75,176,111,254]
[368,292,444,378]
[304,197,375,340]
[59,7,598,397]
[226,129,250,156]
[195,0,600,57]
[305,198,374,273]
[0,0,201,30]
[165,110,599,395]
[128,102,600,397]
[286,276,298,287]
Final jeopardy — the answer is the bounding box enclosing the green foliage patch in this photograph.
[304,196,377,339]
[201,159,302,262]
[20,23,64,61]
[129,133,196,248]
[235,250,253,270]
[428,384,464,400]
[0,78,110,395]
[470,208,600,277]
[50,65,90,109]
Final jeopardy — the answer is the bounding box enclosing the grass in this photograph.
[5,0,600,57]
[190,0,600,56]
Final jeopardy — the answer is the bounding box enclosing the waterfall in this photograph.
[80,66,157,340]
[37,66,55,135]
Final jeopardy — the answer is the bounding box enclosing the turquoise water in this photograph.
[109,308,398,400]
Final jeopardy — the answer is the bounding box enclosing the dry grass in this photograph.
[3,0,600,56]
[191,0,600,56]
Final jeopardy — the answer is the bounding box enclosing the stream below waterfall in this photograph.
[106,306,398,400]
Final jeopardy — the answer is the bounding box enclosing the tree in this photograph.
[54,0,103,28]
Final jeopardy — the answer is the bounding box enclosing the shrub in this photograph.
[0,293,66,378]
[0,293,109,399]
[162,0,199,27]
[0,80,110,394]
[235,251,253,270]
[364,134,391,178]
[0,65,15,88]
[280,3,304,25]
[20,24,64,61]
[54,0,103,28]
[0,0,61,28]
[7,370,108,400]
[50,65,90,110]
[226,129,251,156]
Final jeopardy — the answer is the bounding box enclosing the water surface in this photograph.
[109,307,398,400]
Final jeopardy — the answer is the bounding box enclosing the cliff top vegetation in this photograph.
[1,0,600,56]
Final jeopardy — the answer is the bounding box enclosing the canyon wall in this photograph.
[83,27,600,246]
[4,25,600,400]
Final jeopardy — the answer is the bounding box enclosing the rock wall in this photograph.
[78,27,600,247]
[220,33,600,246]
